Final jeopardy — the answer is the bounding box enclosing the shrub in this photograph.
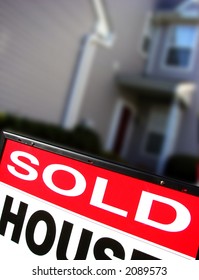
[0,113,102,155]
[164,154,199,183]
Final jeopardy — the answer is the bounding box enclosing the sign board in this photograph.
[0,131,198,260]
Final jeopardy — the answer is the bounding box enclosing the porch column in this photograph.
[62,35,97,129]
[157,100,182,175]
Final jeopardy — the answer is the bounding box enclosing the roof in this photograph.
[153,0,199,24]
[116,74,195,107]
[155,0,184,11]
[152,11,199,24]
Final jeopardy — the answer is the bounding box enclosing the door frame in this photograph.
[105,98,136,158]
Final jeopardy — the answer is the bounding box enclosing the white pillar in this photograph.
[62,35,97,129]
[157,100,182,175]
[105,99,124,151]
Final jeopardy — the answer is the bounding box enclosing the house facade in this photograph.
[113,0,199,175]
[0,0,198,177]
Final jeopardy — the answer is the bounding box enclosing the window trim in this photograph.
[139,12,154,58]
[161,24,199,72]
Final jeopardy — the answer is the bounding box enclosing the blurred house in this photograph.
[115,0,199,176]
[0,0,198,177]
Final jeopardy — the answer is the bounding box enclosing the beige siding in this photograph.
[0,0,93,124]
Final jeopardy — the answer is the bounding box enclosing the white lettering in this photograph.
[135,191,191,232]
[7,151,39,181]
[90,177,128,217]
[43,164,86,196]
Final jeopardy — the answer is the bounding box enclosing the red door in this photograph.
[113,106,132,155]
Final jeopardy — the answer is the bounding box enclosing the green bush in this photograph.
[164,154,199,183]
[0,113,102,155]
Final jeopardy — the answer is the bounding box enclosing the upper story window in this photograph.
[165,25,198,68]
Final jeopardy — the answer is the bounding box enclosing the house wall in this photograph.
[0,0,94,124]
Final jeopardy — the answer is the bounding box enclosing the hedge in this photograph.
[0,113,102,155]
[164,154,199,183]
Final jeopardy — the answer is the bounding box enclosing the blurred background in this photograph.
[0,0,199,184]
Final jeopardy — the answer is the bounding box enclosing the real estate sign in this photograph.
[0,131,198,260]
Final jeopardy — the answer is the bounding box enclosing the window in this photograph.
[143,109,168,156]
[145,132,164,155]
[165,25,198,68]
